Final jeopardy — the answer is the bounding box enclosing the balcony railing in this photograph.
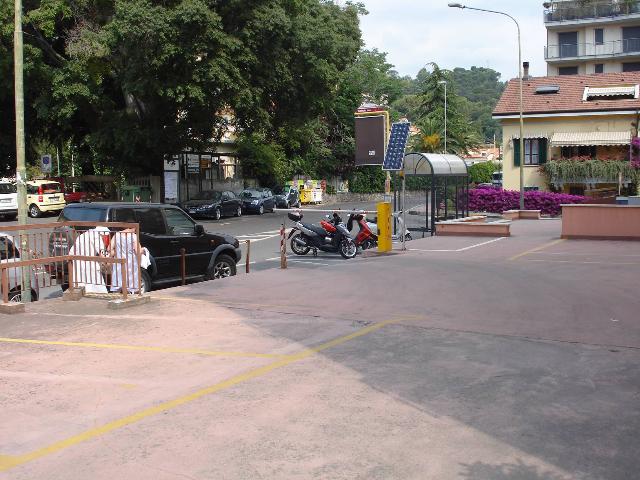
[544,0,640,23]
[545,38,640,60]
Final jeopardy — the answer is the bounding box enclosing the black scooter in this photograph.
[287,212,357,259]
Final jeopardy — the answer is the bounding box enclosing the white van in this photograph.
[26,180,66,218]
[0,182,17,220]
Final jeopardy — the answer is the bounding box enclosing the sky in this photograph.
[357,0,547,81]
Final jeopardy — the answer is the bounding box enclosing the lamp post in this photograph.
[14,0,31,302]
[448,3,524,210]
[438,80,447,153]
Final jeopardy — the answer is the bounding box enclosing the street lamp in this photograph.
[438,80,447,153]
[448,2,525,210]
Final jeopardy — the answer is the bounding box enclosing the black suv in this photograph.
[50,203,241,291]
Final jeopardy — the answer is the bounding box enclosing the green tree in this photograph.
[416,63,480,155]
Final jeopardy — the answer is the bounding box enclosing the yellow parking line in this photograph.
[0,317,403,473]
[0,337,286,360]
[508,238,566,261]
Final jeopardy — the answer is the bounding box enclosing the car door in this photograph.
[220,191,233,216]
[163,207,212,277]
[126,207,176,280]
[264,189,275,211]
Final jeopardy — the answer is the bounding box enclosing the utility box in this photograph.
[121,186,152,202]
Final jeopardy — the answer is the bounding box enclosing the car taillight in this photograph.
[38,195,43,202]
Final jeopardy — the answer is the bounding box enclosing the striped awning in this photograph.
[584,85,638,99]
[550,131,631,147]
[511,132,550,140]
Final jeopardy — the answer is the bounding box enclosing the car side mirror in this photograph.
[195,224,205,236]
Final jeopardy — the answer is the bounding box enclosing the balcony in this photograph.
[545,38,640,61]
[544,0,640,25]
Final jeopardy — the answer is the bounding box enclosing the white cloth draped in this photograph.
[110,231,140,293]
[69,227,109,294]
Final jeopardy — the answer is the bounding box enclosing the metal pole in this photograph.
[444,82,447,153]
[14,0,30,302]
[448,4,524,209]
[245,239,250,274]
[401,173,406,251]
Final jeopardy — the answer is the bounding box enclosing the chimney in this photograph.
[523,61,530,80]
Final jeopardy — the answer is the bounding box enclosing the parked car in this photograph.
[50,203,241,292]
[240,188,276,214]
[26,180,66,218]
[50,178,88,203]
[274,186,300,209]
[491,171,503,188]
[0,233,39,302]
[0,182,17,220]
[182,190,242,220]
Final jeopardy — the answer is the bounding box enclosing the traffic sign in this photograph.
[41,154,52,173]
[382,122,411,171]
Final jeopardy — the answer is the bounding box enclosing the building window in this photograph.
[514,138,547,166]
[561,146,597,158]
[558,66,579,75]
[594,28,604,45]
[525,139,540,165]
[623,62,640,72]
[622,26,640,53]
[594,63,604,74]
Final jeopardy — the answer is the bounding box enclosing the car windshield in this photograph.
[192,191,221,201]
[0,184,16,194]
[59,207,106,222]
[241,190,261,199]
[0,236,17,260]
[41,183,62,194]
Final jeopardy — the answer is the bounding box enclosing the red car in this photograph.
[50,177,87,203]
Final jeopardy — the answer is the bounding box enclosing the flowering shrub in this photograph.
[632,137,640,169]
[469,188,587,216]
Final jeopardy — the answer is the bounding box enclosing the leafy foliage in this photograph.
[543,159,640,183]
[468,161,500,184]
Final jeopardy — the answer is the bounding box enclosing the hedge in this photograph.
[469,188,587,216]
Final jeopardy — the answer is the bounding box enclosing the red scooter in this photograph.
[346,213,378,251]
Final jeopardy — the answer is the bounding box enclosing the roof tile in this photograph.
[493,72,640,116]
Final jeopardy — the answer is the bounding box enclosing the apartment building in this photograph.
[544,0,640,75]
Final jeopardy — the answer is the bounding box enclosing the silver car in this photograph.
[0,233,39,302]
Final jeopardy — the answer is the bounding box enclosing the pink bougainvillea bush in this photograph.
[469,188,588,216]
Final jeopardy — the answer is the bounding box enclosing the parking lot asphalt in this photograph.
[1,219,639,479]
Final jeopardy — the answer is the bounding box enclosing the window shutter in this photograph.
[513,139,521,167]
[539,138,548,164]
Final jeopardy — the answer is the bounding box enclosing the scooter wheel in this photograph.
[290,233,310,255]
[339,238,357,259]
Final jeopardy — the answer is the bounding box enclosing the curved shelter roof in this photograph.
[403,153,469,176]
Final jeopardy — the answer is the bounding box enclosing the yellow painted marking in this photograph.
[0,317,402,473]
[153,295,290,310]
[119,384,138,390]
[526,259,640,266]
[0,338,286,360]
[0,455,19,471]
[508,239,566,261]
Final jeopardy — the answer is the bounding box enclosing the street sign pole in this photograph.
[14,0,31,302]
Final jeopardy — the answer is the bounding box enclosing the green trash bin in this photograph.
[121,186,152,202]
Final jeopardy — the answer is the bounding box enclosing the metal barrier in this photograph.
[0,222,142,303]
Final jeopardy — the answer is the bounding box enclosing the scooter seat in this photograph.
[302,223,328,236]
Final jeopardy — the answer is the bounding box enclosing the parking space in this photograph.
[1,218,639,479]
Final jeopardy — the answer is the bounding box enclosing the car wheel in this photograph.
[214,208,221,221]
[208,254,236,279]
[258,205,264,215]
[8,289,38,303]
[140,270,152,293]
[235,206,242,217]
[29,204,41,218]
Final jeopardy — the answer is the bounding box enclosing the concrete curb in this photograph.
[108,295,151,310]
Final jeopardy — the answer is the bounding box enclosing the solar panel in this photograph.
[382,122,411,171]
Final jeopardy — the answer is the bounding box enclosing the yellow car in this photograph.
[26,180,66,218]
